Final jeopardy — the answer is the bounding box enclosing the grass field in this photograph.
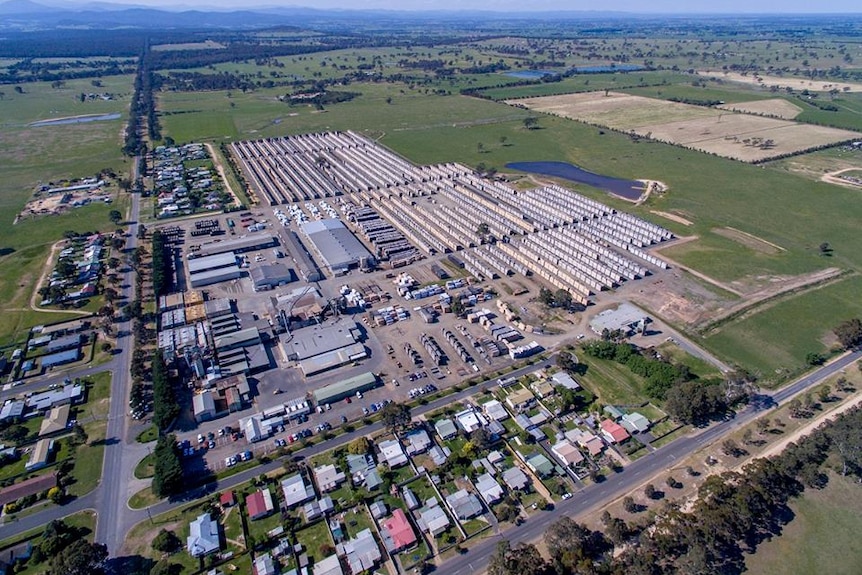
[0,74,134,344]
[478,71,692,101]
[576,354,648,407]
[702,275,862,377]
[744,472,862,575]
[0,510,97,575]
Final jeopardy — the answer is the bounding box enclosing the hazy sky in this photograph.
[62,0,862,13]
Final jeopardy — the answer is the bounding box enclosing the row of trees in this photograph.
[151,231,172,298]
[489,405,862,575]
[152,433,184,498]
[151,350,179,432]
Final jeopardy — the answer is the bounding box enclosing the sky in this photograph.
[54,0,862,13]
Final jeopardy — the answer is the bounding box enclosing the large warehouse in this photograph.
[313,372,380,405]
[188,253,238,275]
[196,233,278,258]
[300,219,373,274]
[189,265,242,288]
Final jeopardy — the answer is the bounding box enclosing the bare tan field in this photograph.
[508,91,717,129]
[512,91,862,162]
[701,70,862,93]
[717,98,803,119]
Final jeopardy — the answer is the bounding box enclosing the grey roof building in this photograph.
[300,219,373,273]
[251,263,295,291]
[186,513,221,557]
[445,489,484,520]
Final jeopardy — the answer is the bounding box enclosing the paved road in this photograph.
[434,349,862,575]
[94,185,142,553]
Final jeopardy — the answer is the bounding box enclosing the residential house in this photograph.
[445,489,483,520]
[401,486,420,511]
[314,464,347,493]
[336,528,381,574]
[403,429,432,455]
[186,513,221,557]
[482,400,509,422]
[600,419,630,444]
[428,445,449,466]
[551,440,584,467]
[530,380,555,399]
[417,501,450,537]
[525,453,554,478]
[501,466,530,492]
[247,488,275,520]
[220,491,236,508]
[378,439,408,468]
[434,418,458,441]
[368,500,388,520]
[474,473,504,505]
[380,508,417,553]
[346,454,375,485]
[565,429,604,456]
[455,408,486,434]
[603,405,625,420]
[505,387,535,412]
[551,371,580,391]
[621,412,651,434]
[302,496,334,522]
[253,553,277,575]
[313,554,343,575]
[281,474,315,508]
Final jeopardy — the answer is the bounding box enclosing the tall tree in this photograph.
[380,402,412,434]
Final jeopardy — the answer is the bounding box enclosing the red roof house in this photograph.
[380,508,417,553]
[246,488,274,520]
[599,419,630,444]
[220,491,236,508]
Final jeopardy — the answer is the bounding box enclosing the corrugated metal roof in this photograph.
[301,219,372,271]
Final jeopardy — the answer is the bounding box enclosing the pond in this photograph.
[505,161,644,201]
[30,113,122,127]
[504,70,558,79]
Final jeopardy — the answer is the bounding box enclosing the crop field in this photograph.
[511,91,862,162]
[716,98,803,119]
[708,71,862,93]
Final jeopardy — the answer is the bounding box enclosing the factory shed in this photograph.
[313,372,379,405]
[190,266,241,288]
[196,234,277,258]
[187,253,237,275]
[300,219,373,274]
[251,263,295,291]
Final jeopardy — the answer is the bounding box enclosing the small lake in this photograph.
[570,64,645,73]
[505,161,644,201]
[30,113,122,127]
[505,70,558,79]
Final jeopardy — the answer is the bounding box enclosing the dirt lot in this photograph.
[512,91,862,162]
[702,70,862,93]
[717,98,803,119]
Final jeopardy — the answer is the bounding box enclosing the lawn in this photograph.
[744,473,862,575]
[703,275,862,379]
[339,505,374,539]
[654,343,724,381]
[294,519,334,565]
[576,354,649,407]
[134,453,155,480]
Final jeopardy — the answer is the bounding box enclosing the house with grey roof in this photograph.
[336,528,381,574]
[404,428,432,455]
[474,473,504,505]
[417,501,450,537]
[187,513,221,557]
[501,467,530,491]
[434,418,458,440]
[378,439,408,468]
[314,464,347,493]
[445,489,483,520]
[281,473,315,508]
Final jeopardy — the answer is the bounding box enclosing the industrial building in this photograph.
[282,321,367,375]
[187,253,238,275]
[251,263,295,291]
[284,231,324,282]
[195,233,278,258]
[300,219,373,274]
[41,349,81,369]
[189,265,242,288]
[312,372,379,406]
[589,302,650,337]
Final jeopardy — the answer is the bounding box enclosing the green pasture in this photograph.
[702,275,862,378]
[745,472,862,575]
[478,71,691,100]
[0,73,133,343]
